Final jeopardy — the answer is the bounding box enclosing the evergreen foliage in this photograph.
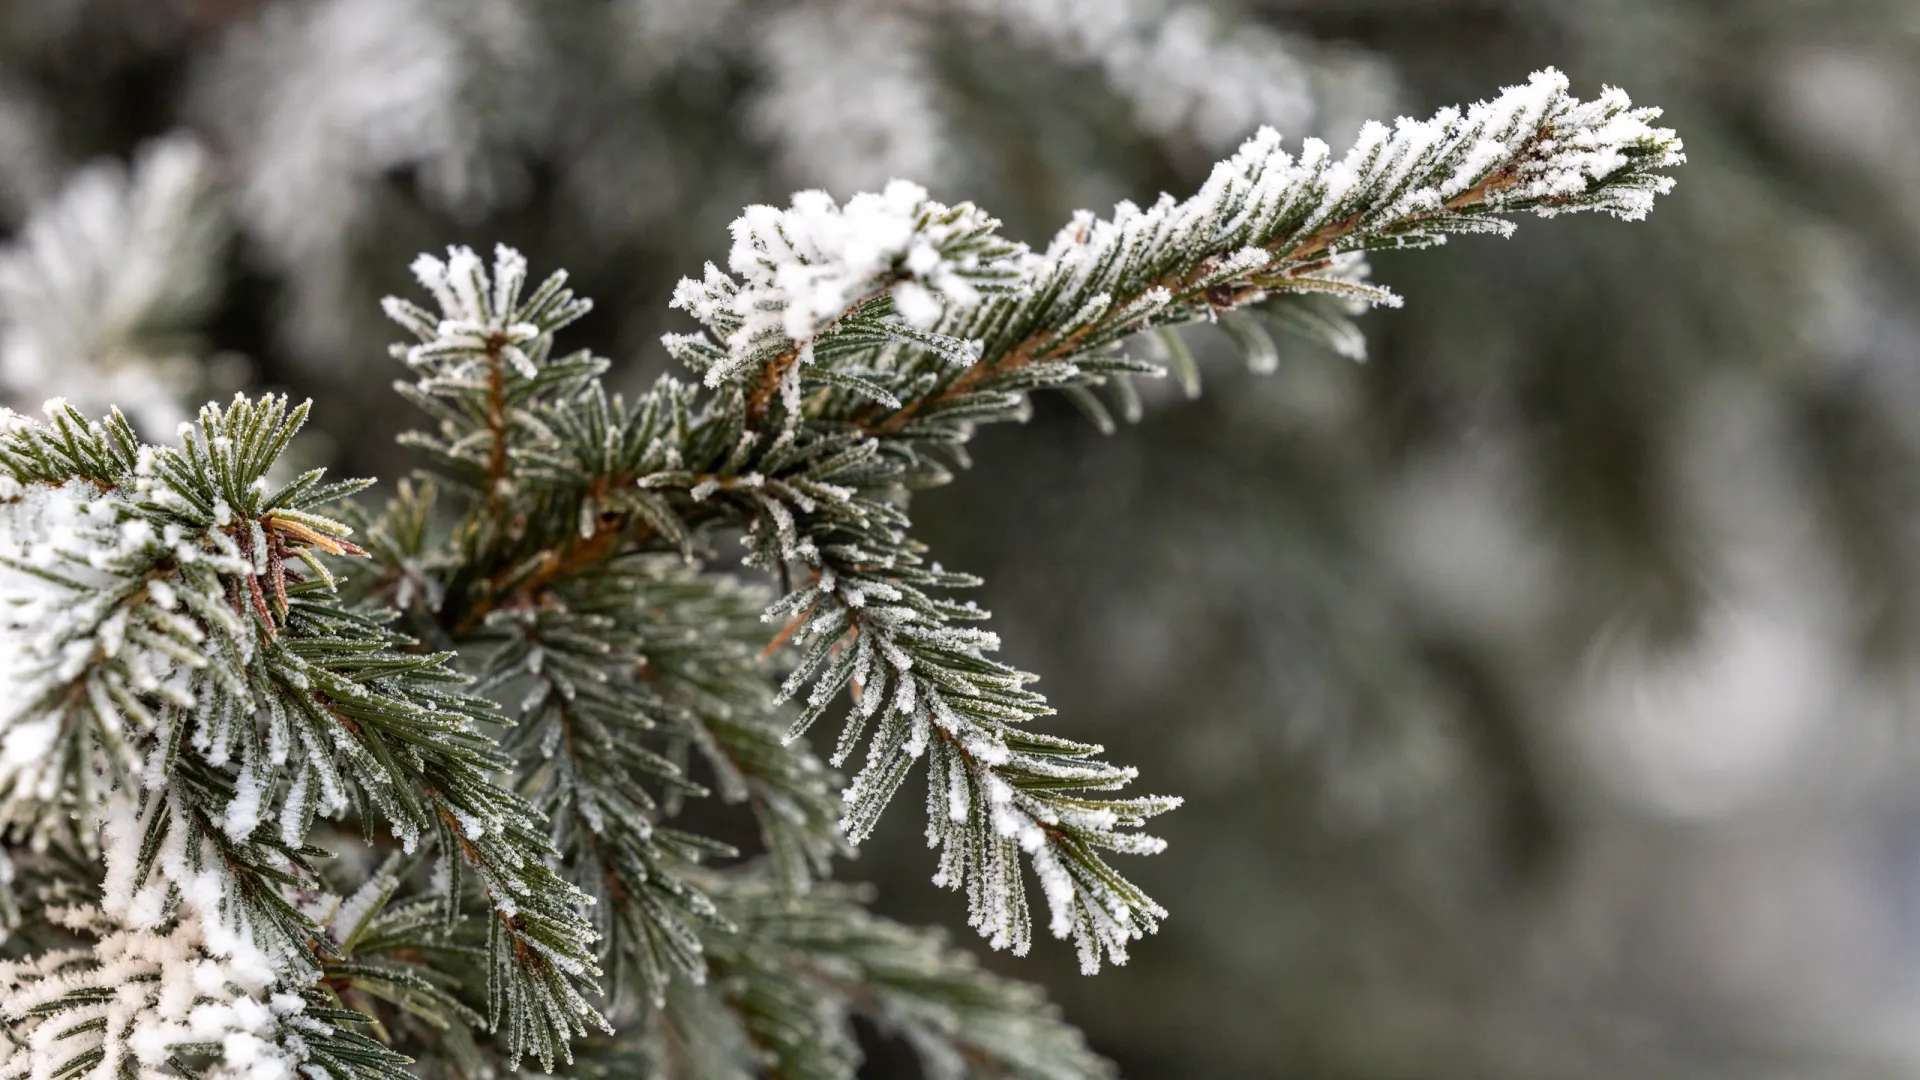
[0,69,1679,1077]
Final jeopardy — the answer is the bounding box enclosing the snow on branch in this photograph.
[0,394,607,1074]
[1014,65,1686,333]
[0,905,317,1080]
[842,67,1686,431]
[684,69,1683,442]
[0,796,415,1080]
[670,181,1026,396]
[385,243,593,380]
[0,409,245,843]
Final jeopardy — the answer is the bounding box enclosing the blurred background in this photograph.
[3,1,1920,1076]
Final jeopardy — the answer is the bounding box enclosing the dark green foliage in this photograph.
[0,67,1681,1077]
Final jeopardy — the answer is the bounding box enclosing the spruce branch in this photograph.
[639,69,1684,972]
[359,69,1688,988]
[482,571,736,1013]
[377,247,849,1042]
[0,64,1685,1077]
[859,67,1685,437]
[0,395,605,1076]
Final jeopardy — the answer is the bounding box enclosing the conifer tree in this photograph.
[0,70,1681,1077]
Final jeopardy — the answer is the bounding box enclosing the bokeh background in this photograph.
[4,1,1919,1076]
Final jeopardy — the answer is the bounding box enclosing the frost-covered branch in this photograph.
[644,69,1683,972]
[368,67,1684,987]
[0,797,419,1080]
[0,396,605,1075]
[669,179,1026,426]
[862,67,1685,436]
[0,65,1684,1077]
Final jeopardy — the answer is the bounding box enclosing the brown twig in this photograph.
[451,515,635,638]
[760,601,817,659]
[224,514,368,636]
[745,347,800,428]
[483,330,511,514]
